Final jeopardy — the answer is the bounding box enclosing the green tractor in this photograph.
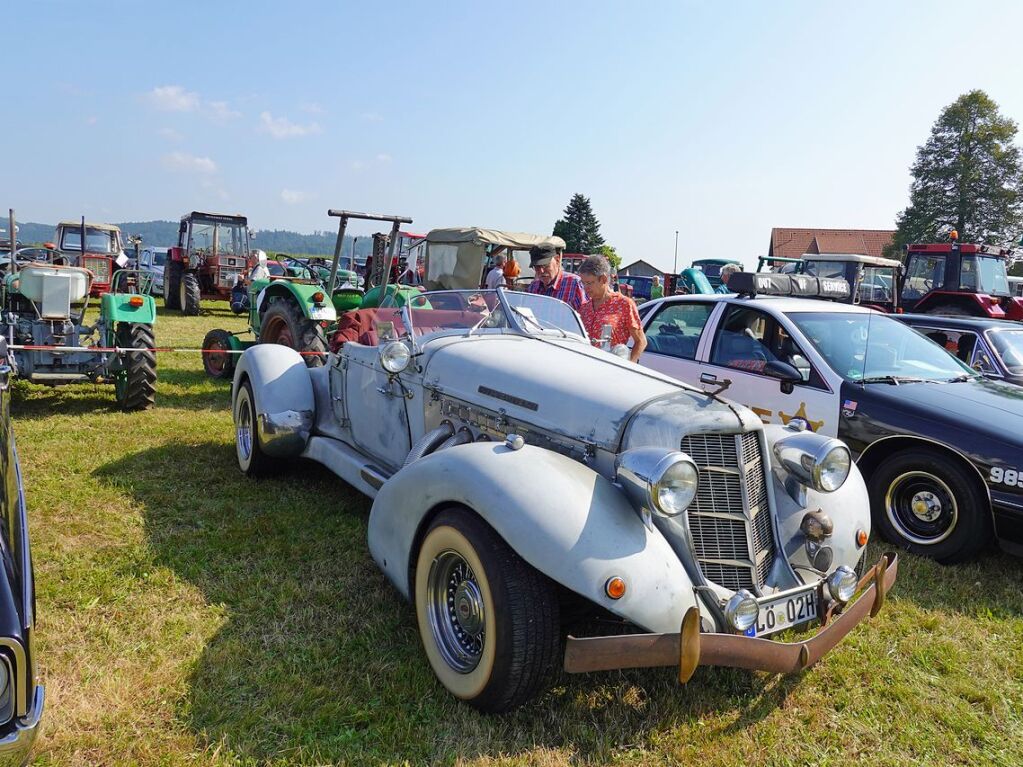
[2,211,158,410]
[201,212,419,379]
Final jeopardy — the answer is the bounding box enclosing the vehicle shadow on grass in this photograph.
[93,441,831,763]
[8,368,230,418]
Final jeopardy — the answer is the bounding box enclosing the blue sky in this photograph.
[6,1,1023,270]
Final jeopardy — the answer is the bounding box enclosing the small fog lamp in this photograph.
[724,589,759,632]
[379,340,410,373]
[827,565,858,604]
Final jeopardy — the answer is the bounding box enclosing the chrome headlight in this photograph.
[616,448,699,517]
[772,432,851,493]
[724,589,759,632]
[827,565,858,603]
[379,340,411,373]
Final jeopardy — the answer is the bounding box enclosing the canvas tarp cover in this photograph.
[424,228,565,290]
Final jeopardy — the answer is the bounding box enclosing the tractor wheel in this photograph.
[202,328,236,379]
[180,271,201,316]
[114,323,157,411]
[258,299,328,367]
[164,261,183,310]
[926,304,975,318]
[414,508,560,712]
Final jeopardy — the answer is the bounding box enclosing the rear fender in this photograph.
[100,292,157,325]
[369,442,698,634]
[263,282,336,323]
[232,344,315,457]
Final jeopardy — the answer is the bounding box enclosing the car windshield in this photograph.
[400,290,585,339]
[988,329,1023,375]
[961,255,1009,295]
[803,260,848,280]
[61,227,119,254]
[858,266,897,303]
[789,311,975,383]
[190,219,249,257]
[151,251,166,266]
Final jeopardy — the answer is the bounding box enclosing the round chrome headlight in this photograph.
[379,340,411,373]
[615,448,700,517]
[653,458,699,516]
[724,589,759,632]
[816,445,851,492]
[773,432,851,493]
[827,565,858,603]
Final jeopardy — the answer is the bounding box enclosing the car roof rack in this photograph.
[729,271,851,300]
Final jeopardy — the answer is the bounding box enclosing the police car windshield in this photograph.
[989,329,1023,375]
[789,312,975,383]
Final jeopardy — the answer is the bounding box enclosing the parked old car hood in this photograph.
[420,334,751,450]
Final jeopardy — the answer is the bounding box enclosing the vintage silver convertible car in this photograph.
[231,288,897,711]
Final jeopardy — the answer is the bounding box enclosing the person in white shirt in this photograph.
[485,254,507,290]
[249,250,270,282]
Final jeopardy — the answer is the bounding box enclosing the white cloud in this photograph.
[360,111,384,122]
[148,85,199,112]
[300,101,325,114]
[376,153,392,163]
[162,152,218,175]
[280,189,313,205]
[207,100,241,122]
[158,127,184,142]
[351,160,366,171]
[259,111,322,139]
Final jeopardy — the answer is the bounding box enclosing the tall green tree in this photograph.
[597,244,621,270]
[553,193,605,253]
[888,90,1023,257]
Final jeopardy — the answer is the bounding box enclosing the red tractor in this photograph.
[164,211,253,314]
[54,219,126,297]
[900,233,1023,320]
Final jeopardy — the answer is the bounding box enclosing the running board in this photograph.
[302,435,393,498]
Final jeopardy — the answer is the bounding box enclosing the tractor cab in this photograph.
[901,236,1023,320]
[800,253,903,312]
[54,220,126,296]
[165,211,252,314]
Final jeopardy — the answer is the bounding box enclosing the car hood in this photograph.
[856,377,1023,443]
[420,334,754,450]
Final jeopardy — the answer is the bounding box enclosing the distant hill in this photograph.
[9,220,377,258]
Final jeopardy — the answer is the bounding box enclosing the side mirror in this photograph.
[763,360,802,393]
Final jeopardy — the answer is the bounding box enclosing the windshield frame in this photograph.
[985,327,1023,376]
[399,288,586,341]
[787,310,977,384]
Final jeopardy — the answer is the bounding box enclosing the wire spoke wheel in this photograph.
[427,550,486,673]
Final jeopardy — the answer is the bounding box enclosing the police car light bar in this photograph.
[729,271,851,300]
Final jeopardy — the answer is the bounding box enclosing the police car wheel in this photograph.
[868,448,991,564]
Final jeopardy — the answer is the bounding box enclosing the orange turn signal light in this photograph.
[856,529,868,548]
[605,576,627,600]
[949,229,959,240]
[312,291,325,303]
[128,296,144,307]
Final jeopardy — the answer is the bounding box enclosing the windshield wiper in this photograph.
[945,374,975,383]
[859,375,926,385]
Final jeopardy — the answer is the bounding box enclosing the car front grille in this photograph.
[83,256,110,280]
[681,431,776,594]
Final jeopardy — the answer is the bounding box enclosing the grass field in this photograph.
[13,300,1023,765]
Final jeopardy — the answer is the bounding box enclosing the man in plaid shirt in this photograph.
[526,243,588,311]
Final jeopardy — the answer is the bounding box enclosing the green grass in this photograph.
[15,299,1023,765]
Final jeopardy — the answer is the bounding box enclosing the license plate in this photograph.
[745,587,819,637]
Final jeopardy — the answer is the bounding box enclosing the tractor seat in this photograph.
[17,264,92,303]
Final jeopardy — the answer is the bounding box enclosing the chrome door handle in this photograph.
[699,372,718,384]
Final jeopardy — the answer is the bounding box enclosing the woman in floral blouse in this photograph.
[577,255,647,362]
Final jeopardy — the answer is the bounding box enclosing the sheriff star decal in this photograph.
[778,402,825,432]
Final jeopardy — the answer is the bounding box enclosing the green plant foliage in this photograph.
[553,193,605,254]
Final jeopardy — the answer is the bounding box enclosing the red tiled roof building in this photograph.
[768,228,896,260]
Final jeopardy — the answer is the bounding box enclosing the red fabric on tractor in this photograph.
[328,307,488,351]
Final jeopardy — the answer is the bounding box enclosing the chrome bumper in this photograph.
[564,553,897,681]
[0,685,43,766]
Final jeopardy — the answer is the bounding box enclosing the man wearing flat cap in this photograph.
[527,243,587,311]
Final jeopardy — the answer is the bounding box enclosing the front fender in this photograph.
[232,344,315,457]
[101,292,157,325]
[368,442,698,634]
[763,425,871,575]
